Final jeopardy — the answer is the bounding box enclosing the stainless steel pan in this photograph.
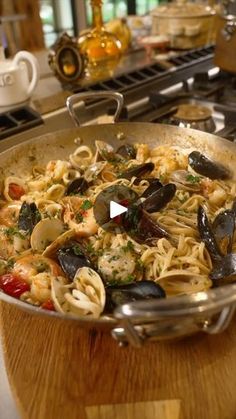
[1,91,236,347]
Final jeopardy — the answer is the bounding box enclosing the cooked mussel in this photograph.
[123,205,169,245]
[57,242,92,281]
[119,162,155,180]
[142,183,176,213]
[212,210,235,255]
[105,280,166,312]
[65,177,89,196]
[18,201,41,234]
[188,151,231,180]
[210,253,236,283]
[141,178,162,198]
[197,206,222,263]
[116,144,136,160]
[170,170,201,192]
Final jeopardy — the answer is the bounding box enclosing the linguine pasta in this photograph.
[0,141,235,317]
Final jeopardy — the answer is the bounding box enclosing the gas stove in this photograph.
[0,45,236,152]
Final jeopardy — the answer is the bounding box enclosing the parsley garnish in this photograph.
[73,245,84,256]
[5,227,25,240]
[186,174,200,184]
[75,212,84,223]
[122,240,134,253]
[81,200,93,210]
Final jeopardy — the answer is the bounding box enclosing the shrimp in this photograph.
[12,254,64,284]
[62,196,98,237]
[0,202,21,227]
[0,227,14,259]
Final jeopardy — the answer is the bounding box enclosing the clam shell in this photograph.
[43,229,76,257]
[30,218,65,253]
[84,161,107,183]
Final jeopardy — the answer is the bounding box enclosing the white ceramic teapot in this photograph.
[0,50,39,107]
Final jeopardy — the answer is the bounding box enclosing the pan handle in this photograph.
[66,91,124,127]
[111,284,236,347]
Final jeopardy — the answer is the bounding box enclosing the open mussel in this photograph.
[197,206,222,263]
[210,253,236,283]
[18,201,41,234]
[65,177,89,196]
[105,280,166,312]
[212,210,235,255]
[57,242,93,281]
[188,151,231,180]
[122,205,169,245]
[116,144,136,160]
[141,183,176,213]
[119,162,155,180]
[141,178,163,198]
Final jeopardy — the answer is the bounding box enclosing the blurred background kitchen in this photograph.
[0,0,236,146]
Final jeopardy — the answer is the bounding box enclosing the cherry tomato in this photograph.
[41,299,55,311]
[0,274,30,298]
[8,183,25,200]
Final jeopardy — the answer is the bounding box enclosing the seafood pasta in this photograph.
[0,139,235,318]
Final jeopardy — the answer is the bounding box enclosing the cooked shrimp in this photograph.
[30,272,53,303]
[0,202,21,227]
[13,254,64,284]
[0,227,14,259]
[62,196,98,237]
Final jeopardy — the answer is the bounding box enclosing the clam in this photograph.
[118,162,155,180]
[95,140,122,163]
[51,267,105,318]
[18,201,41,234]
[188,151,231,180]
[65,177,89,196]
[141,183,176,213]
[83,161,107,183]
[197,206,222,263]
[212,210,235,255]
[105,280,166,312]
[30,218,65,253]
[57,242,93,281]
[42,229,76,258]
[116,144,136,160]
[170,170,201,192]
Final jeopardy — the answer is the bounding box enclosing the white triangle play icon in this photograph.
[110,201,127,219]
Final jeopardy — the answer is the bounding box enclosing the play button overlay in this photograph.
[93,185,138,232]
[110,201,127,218]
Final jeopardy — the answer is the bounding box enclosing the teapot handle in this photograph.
[13,50,39,97]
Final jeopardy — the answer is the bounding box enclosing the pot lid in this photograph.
[152,1,215,18]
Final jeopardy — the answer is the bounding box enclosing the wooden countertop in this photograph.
[0,301,236,419]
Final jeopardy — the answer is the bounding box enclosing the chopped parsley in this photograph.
[5,227,25,241]
[81,200,93,210]
[73,245,84,256]
[122,240,135,253]
[75,212,84,223]
[186,174,200,184]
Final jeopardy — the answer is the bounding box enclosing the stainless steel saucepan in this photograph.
[0,91,236,347]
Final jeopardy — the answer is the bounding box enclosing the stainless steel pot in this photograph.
[214,14,236,73]
[151,0,216,49]
[1,91,236,347]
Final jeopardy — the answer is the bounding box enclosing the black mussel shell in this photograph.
[122,205,168,245]
[197,206,222,263]
[212,210,235,255]
[141,178,163,198]
[188,151,231,180]
[118,162,155,180]
[142,183,176,213]
[18,201,41,234]
[210,253,236,283]
[57,242,92,281]
[105,280,166,312]
[65,177,89,196]
[116,144,136,160]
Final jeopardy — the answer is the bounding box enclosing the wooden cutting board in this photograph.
[0,301,236,419]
